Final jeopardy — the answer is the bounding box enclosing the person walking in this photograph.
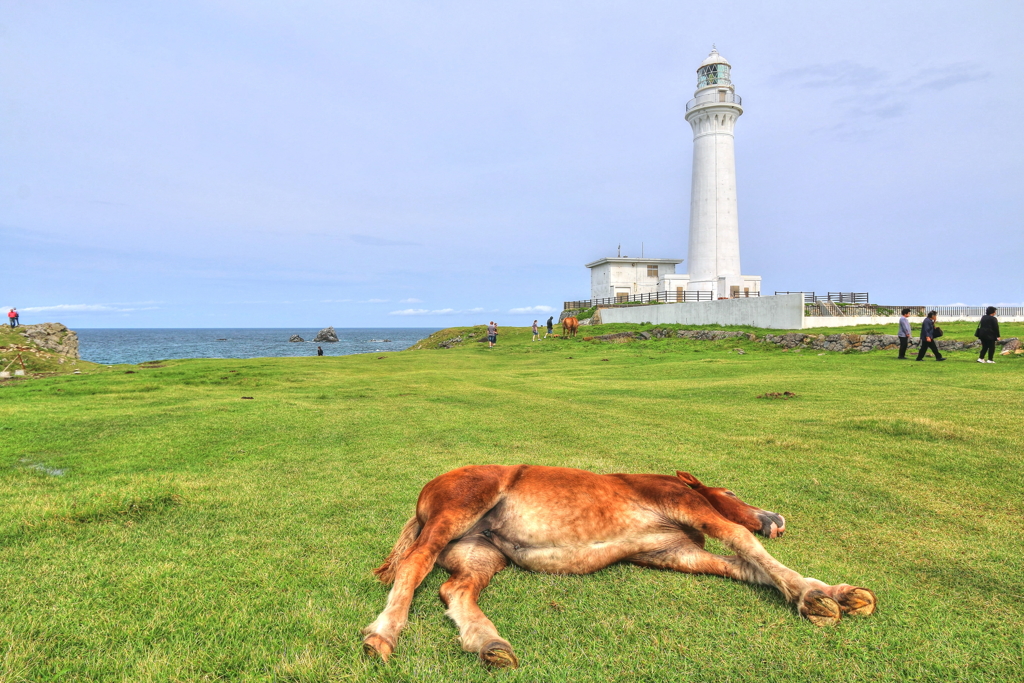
[317,346,324,356]
[976,306,1000,364]
[532,320,539,341]
[545,316,554,338]
[487,321,497,348]
[915,310,945,362]
[7,308,15,328]
[897,308,912,359]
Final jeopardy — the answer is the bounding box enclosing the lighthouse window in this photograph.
[697,64,731,88]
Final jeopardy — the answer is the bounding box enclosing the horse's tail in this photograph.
[372,515,422,585]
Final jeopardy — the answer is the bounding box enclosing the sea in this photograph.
[76,328,439,365]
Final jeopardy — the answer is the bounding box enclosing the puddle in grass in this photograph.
[19,459,66,476]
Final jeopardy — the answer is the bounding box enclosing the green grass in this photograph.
[1,326,1022,681]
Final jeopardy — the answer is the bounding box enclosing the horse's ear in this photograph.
[676,471,703,488]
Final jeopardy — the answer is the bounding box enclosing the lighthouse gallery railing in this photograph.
[685,92,742,111]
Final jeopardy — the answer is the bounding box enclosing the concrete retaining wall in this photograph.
[598,293,804,329]
[804,315,1024,329]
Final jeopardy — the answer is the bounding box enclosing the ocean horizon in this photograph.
[76,327,440,365]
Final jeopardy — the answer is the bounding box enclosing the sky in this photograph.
[2,0,1022,329]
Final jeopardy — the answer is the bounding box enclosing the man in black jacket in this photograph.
[915,311,945,361]
[976,306,1000,363]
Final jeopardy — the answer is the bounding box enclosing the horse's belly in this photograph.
[490,533,672,574]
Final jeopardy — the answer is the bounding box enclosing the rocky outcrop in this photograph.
[437,336,463,349]
[289,334,305,342]
[19,323,79,358]
[1000,338,1021,355]
[313,327,339,343]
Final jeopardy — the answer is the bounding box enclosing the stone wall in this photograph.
[581,327,1008,354]
[19,323,79,358]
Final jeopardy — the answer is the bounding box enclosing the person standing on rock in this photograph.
[487,321,498,348]
[317,346,324,357]
[545,316,554,338]
[7,308,16,328]
[532,320,539,341]
[897,309,912,359]
[975,306,1000,364]
[915,311,945,362]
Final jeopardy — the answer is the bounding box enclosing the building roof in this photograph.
[585,257,683,268]
[699,47,730,68]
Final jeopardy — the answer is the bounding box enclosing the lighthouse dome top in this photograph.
[699,47,731,68]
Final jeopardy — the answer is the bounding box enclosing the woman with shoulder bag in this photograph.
[975,306,1000,364]
[916,310,945,362]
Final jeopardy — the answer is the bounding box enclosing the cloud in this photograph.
[399,298,423,303]
[912,63,990,92]
[17,303,158,313]
[364,298,389,303]
[776,61,991,131]
[389,307,487,316]
[350,234,420,247]
[508,305,555,314]
[777,62,884,89]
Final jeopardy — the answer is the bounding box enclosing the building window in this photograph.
[647,265,659,278]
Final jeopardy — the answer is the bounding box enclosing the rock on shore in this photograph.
[313,327,339,343]
[19,323,79,358]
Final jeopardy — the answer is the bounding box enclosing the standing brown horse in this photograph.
[362,465,876,668]
[561,316,579,338]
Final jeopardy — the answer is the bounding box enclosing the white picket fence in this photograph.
[929,306,1024,318]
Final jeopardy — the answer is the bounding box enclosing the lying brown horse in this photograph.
[562,316,579,338]
[363,465,876,668]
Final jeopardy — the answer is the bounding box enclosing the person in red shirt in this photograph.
[7,308,16,328]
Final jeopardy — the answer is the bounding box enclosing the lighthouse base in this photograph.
[664,275,761,299]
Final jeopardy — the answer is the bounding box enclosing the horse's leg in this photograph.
[633,539,876,622]
[362,487,505,660]
[437,535,517,668]
[661,505,875,625]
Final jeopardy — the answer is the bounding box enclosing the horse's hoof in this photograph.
[362,633,395,662]
[836,586,877,616]
[800,589,841,627]
[480,641,519,669]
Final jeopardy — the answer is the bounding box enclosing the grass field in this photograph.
[1,324,1022,681]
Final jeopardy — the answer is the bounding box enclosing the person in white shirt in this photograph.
[897,309,912,359]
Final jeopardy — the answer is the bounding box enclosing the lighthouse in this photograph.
[582,47,760,304]
[682,47,760,298]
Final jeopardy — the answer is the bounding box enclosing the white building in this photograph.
[585,48,760,302]
[585,257,683,301]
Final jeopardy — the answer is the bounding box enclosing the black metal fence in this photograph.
[563,289,762,310]
[775,292,870,304]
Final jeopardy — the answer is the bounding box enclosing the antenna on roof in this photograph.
[642,242,644,258]
[617,244,621,257]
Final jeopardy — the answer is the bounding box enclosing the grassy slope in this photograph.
[0,327,1022,681]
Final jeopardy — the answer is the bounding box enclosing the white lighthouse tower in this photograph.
[682,47,760,298]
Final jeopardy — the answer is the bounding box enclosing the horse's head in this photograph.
[676,471,785,539]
